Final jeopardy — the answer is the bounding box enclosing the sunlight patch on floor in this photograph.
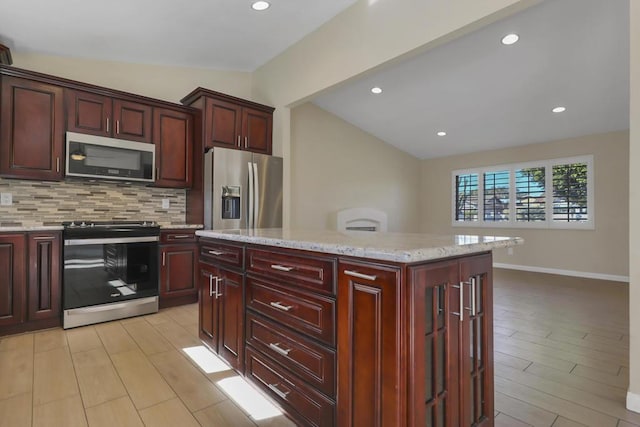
[182,346,231,374]
[217,376,283,421]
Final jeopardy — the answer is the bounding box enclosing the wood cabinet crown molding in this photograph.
[180,87,275,114]
[0,44,12,65]
[0,64,197,114]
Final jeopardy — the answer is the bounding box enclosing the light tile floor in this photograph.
[0,270,636,426]
[0,304,295,427]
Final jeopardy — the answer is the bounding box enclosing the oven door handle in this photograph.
[64,236,159,246]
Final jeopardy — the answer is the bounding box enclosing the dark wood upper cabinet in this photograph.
[182,87,274,155]
[0,234,27,327]
[0,76,64,181]
[153,108,193,188]
[66,89,152,143]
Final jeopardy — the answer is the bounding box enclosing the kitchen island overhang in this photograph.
[195,228,522,427]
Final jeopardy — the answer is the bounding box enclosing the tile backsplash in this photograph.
[0,177,186,227]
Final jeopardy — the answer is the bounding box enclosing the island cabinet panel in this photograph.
[27,232,61,322]
[0,234,26,327]
[337,260,404,427]
[153,108,193,188]
[198,261,244,371]
[65,89,152,143]
[407,253,493,427]
[0,76,64,181]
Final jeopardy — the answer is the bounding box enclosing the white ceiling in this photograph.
[313,0,630,159]
[0,0,358,71]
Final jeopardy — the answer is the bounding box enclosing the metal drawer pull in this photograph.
[271,264,294,272]
[171,234,191,239]
[269,342,292,356]
[32,236,55,241]
[208,250,224,256]
[270,301,293,311]
[344,270,377,281]
[268,383,290,400]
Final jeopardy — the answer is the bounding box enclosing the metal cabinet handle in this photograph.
[270,301,293,311]
[33,236,55,241]
[56,157,60,173]
[171,234,191,239]
[244,136,248,148]
[344,270,377,281]
[162,252,166,266]
[271,264,293,272]
[116,120,120,134]
[208,250,224,256]
[269,342,291,356]
[214,277,223,299]
[462,276,478,316]
[268,383,290,400]
[452,283,463,321]
[209,274,214,297]
[106,117,110,133]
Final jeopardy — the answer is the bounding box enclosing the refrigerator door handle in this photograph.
[253,162,259,229]
[248,161,254,228]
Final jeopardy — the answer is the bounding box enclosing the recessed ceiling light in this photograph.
[251,1,270,11]
[501,33,519,45]
[437,131,447,137]
[552,106,566,113]
[371,87,382,94]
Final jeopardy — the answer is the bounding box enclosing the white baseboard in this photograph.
[628,391,640,413]
[493,263,629,283]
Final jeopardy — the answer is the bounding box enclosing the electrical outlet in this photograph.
[162,198,170,209]
[0,193,12,206]
[507,247,514,255]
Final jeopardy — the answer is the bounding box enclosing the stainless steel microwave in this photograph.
[65,132,155,183]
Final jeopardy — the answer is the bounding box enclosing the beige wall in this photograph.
[12,52,252,103]
[252,0,540,228]
[290,103,420,232]
[420,131,629,279]
[628,0,640,408]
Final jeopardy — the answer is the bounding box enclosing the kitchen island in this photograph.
[195,228,522,427]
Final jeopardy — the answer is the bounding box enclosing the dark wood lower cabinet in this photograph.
[0,231,61,336]
[198,263,244,371]
[198,237,494,427]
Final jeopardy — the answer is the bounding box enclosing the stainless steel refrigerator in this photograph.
[204,147,283,230]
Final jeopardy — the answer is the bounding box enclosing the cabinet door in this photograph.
[408,260,461,427]
[153,108,193,188]
[458,253,493,427]
[218,268,244,371]
[199,263,219,351]
[204,98,241,150]
[1,77,64,180]
[337,260,403,427]
[242,108,272,154]
[0,234,26,327]
[27,232,61,322]
[113,99,152,143]
[160,244,197,299]
[65,89,111,136]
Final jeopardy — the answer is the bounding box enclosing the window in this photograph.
[452,156,593,229]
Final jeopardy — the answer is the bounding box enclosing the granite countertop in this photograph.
[159,223,203,230]
[196,228,523,263]
[0,223,203,232]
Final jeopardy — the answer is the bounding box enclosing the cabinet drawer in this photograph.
[245,347,335,427]
[247,248,336,296]
[200,239,243,269]
[246,312,335,397]
[247,275,336,346]
[160,230,197,243]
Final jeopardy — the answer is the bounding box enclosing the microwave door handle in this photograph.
[253,162,259,229]
[248,161,254,229]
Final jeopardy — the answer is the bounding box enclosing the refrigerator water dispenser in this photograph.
[221,186,241,219]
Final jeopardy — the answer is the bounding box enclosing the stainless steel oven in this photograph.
[62,221,160,329]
